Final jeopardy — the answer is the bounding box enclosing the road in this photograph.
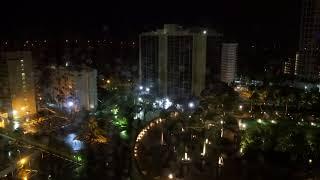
[0,151,39,178]
[0,132,82,166]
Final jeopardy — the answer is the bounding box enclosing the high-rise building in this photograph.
[283,57,295,75]
[0,51,37,118]
[296,0,320,78]
[220,43,238,84]
[0,54,11,118]
[139,24,222,99]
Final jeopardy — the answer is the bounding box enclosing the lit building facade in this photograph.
[220,43,238,84]
[0,54,11,117]
[44,65,97,111]
[139,24,222,99]
[296,0,320,78]
[283,57,295,75]
[1,51,37,118]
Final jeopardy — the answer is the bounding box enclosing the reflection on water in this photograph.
[65,133,83,152]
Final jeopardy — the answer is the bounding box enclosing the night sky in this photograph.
[0,0,301,47]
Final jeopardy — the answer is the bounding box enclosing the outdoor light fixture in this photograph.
[12,110,17,115]
[146,87,150,92]
[139,86,143,90]
[188,102,195,108]
[218,156,224,166]
[67,101,74,107]
[203,30,207,34]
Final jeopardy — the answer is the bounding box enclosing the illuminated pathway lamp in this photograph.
[188,102,195,108]
[67,101,74,107]
[168,173,174,179]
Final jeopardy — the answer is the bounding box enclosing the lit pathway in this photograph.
[133,117,168,179]
[0,151,39,178]
[0,132,82,166]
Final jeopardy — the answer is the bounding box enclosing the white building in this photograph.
[73,67,98,111]
[45,65,97,111]
[220,43,238,84]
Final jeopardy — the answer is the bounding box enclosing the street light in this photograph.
[18,157,27,166]
[67,101,74,107]
[188,102,195,108]
[12,110,18,116]
[218,156,224,166]
[146,87,150,92]
[139,86,143,90]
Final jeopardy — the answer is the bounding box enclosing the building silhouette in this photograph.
[139,24,222,99]
[295,0,320,78]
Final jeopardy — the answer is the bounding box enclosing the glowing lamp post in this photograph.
[160,131,164,145]
[67,101,76,114]
[188,102,195,109]
[67,101,74,107]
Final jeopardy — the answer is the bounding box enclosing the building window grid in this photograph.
[167,36,192,97]
[141,36,159,88]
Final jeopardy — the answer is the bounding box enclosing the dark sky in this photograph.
[0,0,301,46]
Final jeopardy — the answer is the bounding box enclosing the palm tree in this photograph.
[249,91,260,112]
[77,117,108,144]
[279,87,296,115]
